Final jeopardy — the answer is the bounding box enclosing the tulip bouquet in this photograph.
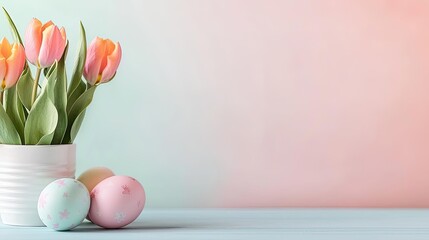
[0,8,121,145]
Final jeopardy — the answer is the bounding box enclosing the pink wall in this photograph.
[203,0,429,207]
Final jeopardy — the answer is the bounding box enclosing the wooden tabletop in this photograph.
[2,208,429,239]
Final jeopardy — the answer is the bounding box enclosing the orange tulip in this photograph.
[83,37,122,85]
[24,18,66,68]
[0,38,25,90]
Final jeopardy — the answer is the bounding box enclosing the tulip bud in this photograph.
[83,37,122,86]
[0,38,25,90]
[24,18,67,68]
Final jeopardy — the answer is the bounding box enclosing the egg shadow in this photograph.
[69,221,196,233]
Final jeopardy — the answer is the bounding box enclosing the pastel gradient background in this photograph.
[3,0,429,208]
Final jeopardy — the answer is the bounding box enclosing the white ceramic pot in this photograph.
[0,144,76,226]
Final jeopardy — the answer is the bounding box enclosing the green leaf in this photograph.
[63,85,97,143]
[66,79,86,113]
[4,86,25,142]
[24,63,59,145]
[0,103,21,144]
[17,68,34,111]
[50,44,69,144]
[36,131,56,145]
[70,111,86,143]
[45,63,57,79]
[68,22,87,99]
[2,7,23,44]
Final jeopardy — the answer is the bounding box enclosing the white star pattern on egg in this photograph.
[114,212,126,223]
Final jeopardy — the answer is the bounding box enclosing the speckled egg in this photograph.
[88,176,145,228]
[77,167,115,192]
[38,178,90,231]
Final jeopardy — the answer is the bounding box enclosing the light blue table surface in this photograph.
[2,208,429,239]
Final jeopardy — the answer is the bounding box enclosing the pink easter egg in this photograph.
[88,176,145,228]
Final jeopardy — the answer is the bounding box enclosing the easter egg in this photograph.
[77,167,115,192]
[88,176,145,228]
[38,178,90,231]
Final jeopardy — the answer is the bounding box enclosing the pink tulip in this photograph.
[0,38,25,90]
[84,37,122,85]
[24,18,67,68]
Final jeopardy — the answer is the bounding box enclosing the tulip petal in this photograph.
[0,57,6,88]
[83,37,105,85]
[100,42,122,83]
[4,43,25,88]
[50,26,66,62]
[0,38,11,58]
[38,25,66,68]
[99,39,114,72]
[24,18,42,66]
[60,27,67,42]
[38,25,55,67]
[41,20,54,31]
[4,44,25,89]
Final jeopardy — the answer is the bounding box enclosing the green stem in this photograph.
[0,90,3,105]
[31,67,42,107]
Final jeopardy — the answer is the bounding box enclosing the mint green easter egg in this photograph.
[38,178,90,231]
